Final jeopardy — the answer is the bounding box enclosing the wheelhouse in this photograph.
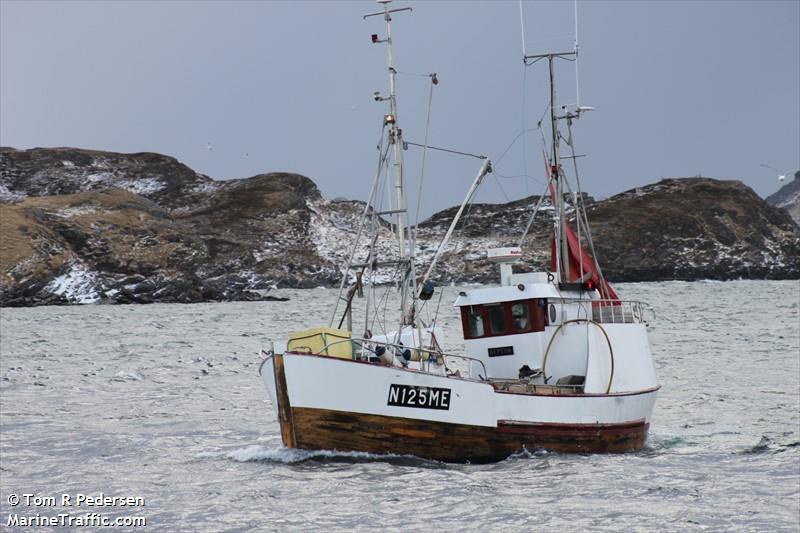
[460,298,547,339]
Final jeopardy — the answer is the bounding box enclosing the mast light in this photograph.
[384,114,396,125]
[371,34,379,43]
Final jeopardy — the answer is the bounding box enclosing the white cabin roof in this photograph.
[454,282,563,307]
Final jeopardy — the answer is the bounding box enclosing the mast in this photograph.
[548,56,569,283]
[365,0,414,323]
[520,4,614,297]
[385,4,409,319]
[385,9,404,264]
[525,50,576,284]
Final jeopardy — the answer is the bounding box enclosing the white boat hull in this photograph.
[259,352,658,462]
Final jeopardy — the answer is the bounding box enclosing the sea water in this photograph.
[1,280,798,531]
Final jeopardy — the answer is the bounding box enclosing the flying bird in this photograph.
[760,163,787,182]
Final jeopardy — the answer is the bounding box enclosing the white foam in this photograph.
[111,370,145,382]
[197,445,419,464]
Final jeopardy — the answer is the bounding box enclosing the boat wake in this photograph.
[503,448,551,461]
[197,445,444,466]
[638,434,697,454]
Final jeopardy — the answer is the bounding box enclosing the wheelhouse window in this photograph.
[487,305,507,335]
[511,303,530,331]
[460,299,547,339]
[466,306,484,338]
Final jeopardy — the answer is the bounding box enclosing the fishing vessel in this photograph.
[259,1,659,463]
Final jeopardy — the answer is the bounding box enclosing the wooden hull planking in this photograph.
[289,406,648,463]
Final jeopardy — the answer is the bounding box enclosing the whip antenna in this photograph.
[574,0,581,107]
[519,0,527,58]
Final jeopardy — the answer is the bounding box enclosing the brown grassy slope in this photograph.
[0,188,210,287]
[0,204,71,286]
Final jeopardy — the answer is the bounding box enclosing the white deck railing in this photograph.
[316,337,488,380]
[552,298,654,325]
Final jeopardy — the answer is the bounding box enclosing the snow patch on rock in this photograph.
[53,206,102,218]
[0,182,24,203]
[116,177,165,196]
[45,262,103,303]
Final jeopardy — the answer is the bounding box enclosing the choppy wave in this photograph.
[741,435,800,455]
[1,280,798,531]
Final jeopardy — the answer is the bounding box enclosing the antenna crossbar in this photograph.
[523,51,577,61]
[363,7,412,20]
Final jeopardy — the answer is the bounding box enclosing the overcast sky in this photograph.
[2,0,798,218]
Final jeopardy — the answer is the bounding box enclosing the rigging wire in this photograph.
[518,181,553,247]
[413,76,436,239]
[492,171,545,184]
[564,118,584,282]
[483,101,549,194]
[370,262,403,337]
[432,286,444,329]
[560,176,590,287]
[493,175,511,202]
[491,128,538,168]
[395,70,435,78]
[455,181,480,237]
[404,142,485,160]
[521,62,530,199]
[330,123,390,326]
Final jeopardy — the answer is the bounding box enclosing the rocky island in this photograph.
[766,171,800,226]
[1,147,798,307]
